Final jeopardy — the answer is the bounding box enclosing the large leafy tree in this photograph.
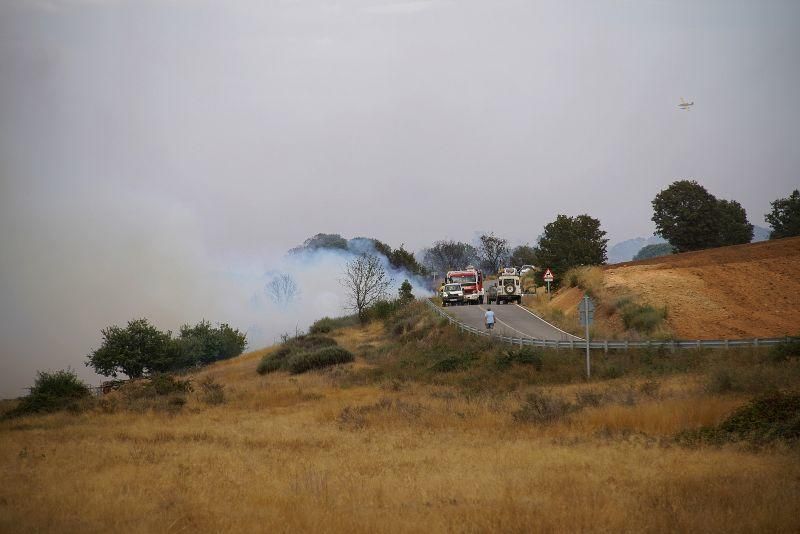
[510,244,538,267]
[477,232,510,273]
[653,180,755,251]
[716,199,754,246]
[177,321,247,365]
[537,214,608,284]
[386,244,427,276]
[421,240,479,274]
[289,233,348,255]
[87,319,174,378]
[766,189,800,239]
[652,180,721,252]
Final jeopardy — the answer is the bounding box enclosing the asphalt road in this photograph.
[442,302,581,341]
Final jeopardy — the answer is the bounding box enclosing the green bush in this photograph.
[150,374,193,395]
[368,299,402,321]
[8,369,91,417]
[257,336,339,375]
[287,346,354,374]
[309,315,359,334]
[621,304,667,334]
[768,338,800,362]
[678,391,800,446]
[257,356,284,375]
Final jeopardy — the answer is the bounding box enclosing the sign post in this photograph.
[579,295,595,379]
[543,268,554,297]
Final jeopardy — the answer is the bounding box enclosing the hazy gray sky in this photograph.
[2,0,799,396]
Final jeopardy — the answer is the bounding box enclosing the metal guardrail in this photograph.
[424,299,794,350]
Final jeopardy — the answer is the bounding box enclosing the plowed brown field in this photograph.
[604,237,800,339]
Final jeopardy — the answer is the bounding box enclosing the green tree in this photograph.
[289,233,348,255]
[510,244,538,267]
[537,214,608,284]
[398,279,414,302]
[422,241,479,274]
[478,232,510,273]
[766,189,800,239]
[633,243,675,261]
[177,321,247,366]
[86,319,174,378]
[652,180,721,252]
[716,199,754,246]
[388,244,427,276]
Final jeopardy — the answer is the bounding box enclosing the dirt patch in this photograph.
[603,237,800,339]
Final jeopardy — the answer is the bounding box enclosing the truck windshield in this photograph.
[450,276,476,284]
[445,284,461,291]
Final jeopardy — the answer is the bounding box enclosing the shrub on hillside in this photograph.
[117,375,193,414]
[8,369,91,417]
[768,337,800,362]
[258,335,343,374]
[513,391,576,425]
[287,346,354,374]
[678,391,800,446]
[309,315,359,334]
[495,347,544,370]
[368,299,403,321]
[429,355,475,373]
[198,376,225,405]
[563,266,604,297]
[621,303,667,334]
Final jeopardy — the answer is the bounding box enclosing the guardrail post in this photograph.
[670,340,676,353]
[754,338,759,348]
[624,340,629,351]
[724,339,729,349]
[697,340,701,349]
[603,340,609,353]
[570,339,574,350]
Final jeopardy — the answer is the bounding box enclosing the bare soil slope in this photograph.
[604,237,800,339]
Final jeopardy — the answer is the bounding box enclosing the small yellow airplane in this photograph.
[678,97,694,110]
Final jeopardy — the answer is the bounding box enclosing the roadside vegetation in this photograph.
[523,265,671,340]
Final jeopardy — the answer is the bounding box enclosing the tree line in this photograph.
[418,182,799,285]
[86,319,247,379]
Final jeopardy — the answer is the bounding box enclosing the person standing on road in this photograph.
[484,307,495,330]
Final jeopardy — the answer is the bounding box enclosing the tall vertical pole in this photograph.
[584,295,591,380]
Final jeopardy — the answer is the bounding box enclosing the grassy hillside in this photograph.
[2,302,799,532]
[525,237,800,339]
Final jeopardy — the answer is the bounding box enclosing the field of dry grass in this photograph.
[3,314,800,533]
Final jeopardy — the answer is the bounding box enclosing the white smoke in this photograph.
[0,183,430,397]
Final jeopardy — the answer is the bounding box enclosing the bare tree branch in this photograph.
[340,253,392,321]
[266,273,301,306]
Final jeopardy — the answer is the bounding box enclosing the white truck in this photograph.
[488,267,523,305]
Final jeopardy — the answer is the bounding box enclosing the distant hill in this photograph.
[752,225,770,242]
[607,236,666,264]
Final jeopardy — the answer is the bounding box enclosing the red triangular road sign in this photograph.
[543,268,554,281]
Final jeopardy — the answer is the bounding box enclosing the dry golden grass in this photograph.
[2,346,799,533]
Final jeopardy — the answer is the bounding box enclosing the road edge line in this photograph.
[514,304,583,341]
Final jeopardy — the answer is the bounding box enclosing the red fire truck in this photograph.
[446,266,484,305]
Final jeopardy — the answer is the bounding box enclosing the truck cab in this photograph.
[445,266,484,305]
[441,283,465,307]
